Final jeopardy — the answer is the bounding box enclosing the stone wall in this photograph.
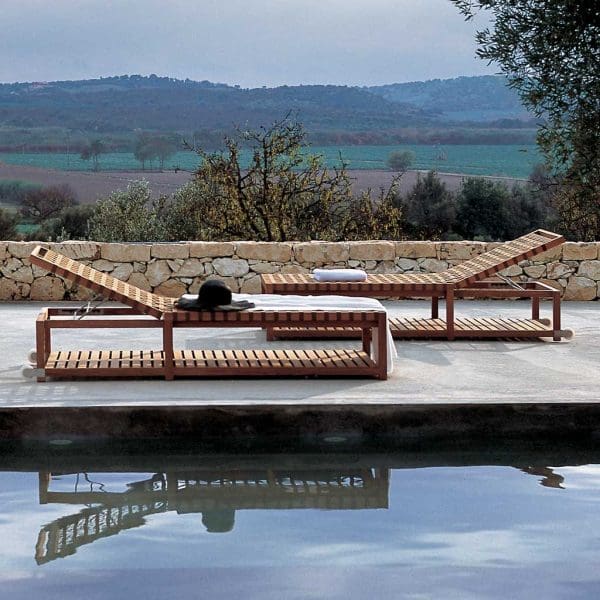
[1,240,599,301]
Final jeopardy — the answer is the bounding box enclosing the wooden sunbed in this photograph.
[29,246,389,381]
[262,229,571,341]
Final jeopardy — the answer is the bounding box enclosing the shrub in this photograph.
[401,171,455,240]
[88,181,168,242]
[0,207,18,239]
[387,150,415,173]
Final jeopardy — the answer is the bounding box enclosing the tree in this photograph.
[35,205,95,241]
[174,117,403,242]
[133,133,155,170]
[455,177,512,240]
[0,208,18,239]
[88,181,167,242]
[80,139,106,171]
[387,150,415,173]
[451,0,600,239]
[401,171,455,240]
[20,184,76,223]
[134,134,179,170]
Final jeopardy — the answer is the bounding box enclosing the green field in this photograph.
[0,144,542,179]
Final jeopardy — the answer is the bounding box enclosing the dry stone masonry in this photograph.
[1,240,599,301]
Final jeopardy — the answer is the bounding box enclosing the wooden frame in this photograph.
[261,229,571,341]
[35,306,388,381]
[29,247,388,381]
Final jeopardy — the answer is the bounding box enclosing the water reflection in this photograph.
[36,465,390,564]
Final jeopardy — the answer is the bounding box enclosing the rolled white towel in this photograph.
[313,268,368,282]
[22,365,44,379]
[27,348,37,364]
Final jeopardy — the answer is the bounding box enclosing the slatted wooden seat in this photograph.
[262,229,571,341]
[30,246,389,381]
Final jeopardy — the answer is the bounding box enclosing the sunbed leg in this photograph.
[431,296,439,319]
[374,313,388,380]
[532,296,540,320]
[163,315,174,380]
[265,326,276,341]
[552,290,561,341]
[362,327,372,353]
[35,310,48,382]
[446,287,455,340]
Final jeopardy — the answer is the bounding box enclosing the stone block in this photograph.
[213,257,249,278]
[0,277,18,300]
[146,260,172,287]
[523,264,546,278]
[174,259,204,278]
[563,276,597,301]
[249,261,280,274]
[0,243,8,260]
[533,245,562,262]
[0,279,30,300]
[151,243,189,259]
[7,242,40,259]
[30,276,66,301]
[154,279,187,298]
[547,261,573,280]
[101,243,150,262]
[396,258,419,271]
[577,260,600,280]
[189,242,234,258]
[67,285,94,301]
[280,265,309,274]
[240,274,262,294]
[236,241,292,262]
[562,242,598,261]
[293,242,350,265]
[395,241,437,259]
[349,242,395,261]
[53,241,100,260]
[91,259,115,272]
[8,266,34,284]
[112,263,134,281]
[439,241,486,260]
[418,258,448,273]
[499,265,523,277]
[374,261,398,273]
[128,272,152,291]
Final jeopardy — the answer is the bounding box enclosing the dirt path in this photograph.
[0,162,525,203]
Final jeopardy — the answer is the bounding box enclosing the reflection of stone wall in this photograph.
[1,240,599,301]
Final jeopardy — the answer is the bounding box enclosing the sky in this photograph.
[0,0,496,88]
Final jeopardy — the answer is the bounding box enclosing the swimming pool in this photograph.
[1,441,599,599]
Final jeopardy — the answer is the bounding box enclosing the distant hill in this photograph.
[0,74,536,150]
[368,75,532,123]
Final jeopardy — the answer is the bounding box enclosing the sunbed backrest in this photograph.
[30,246,174,318]
[442,229,565,285]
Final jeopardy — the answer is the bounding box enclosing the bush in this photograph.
[401,171,455,240]
[20,184,76,223]
[0,207,19,239]
[387,150,415,173]
[88,181,168,242]
[34,204,95,241]
[455,177,512,240]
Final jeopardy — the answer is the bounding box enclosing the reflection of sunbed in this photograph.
[262,229,570,341]
[35,467,389,564]
[30,246,390,380]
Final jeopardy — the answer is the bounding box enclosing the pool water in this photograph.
[1,445,600,599]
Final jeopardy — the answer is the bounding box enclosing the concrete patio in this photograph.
[1,299,599,443]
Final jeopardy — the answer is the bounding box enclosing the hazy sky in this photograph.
[0,0,496,87]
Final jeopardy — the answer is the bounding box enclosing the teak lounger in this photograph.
[262,229,571,341]
[29,246,389,381]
